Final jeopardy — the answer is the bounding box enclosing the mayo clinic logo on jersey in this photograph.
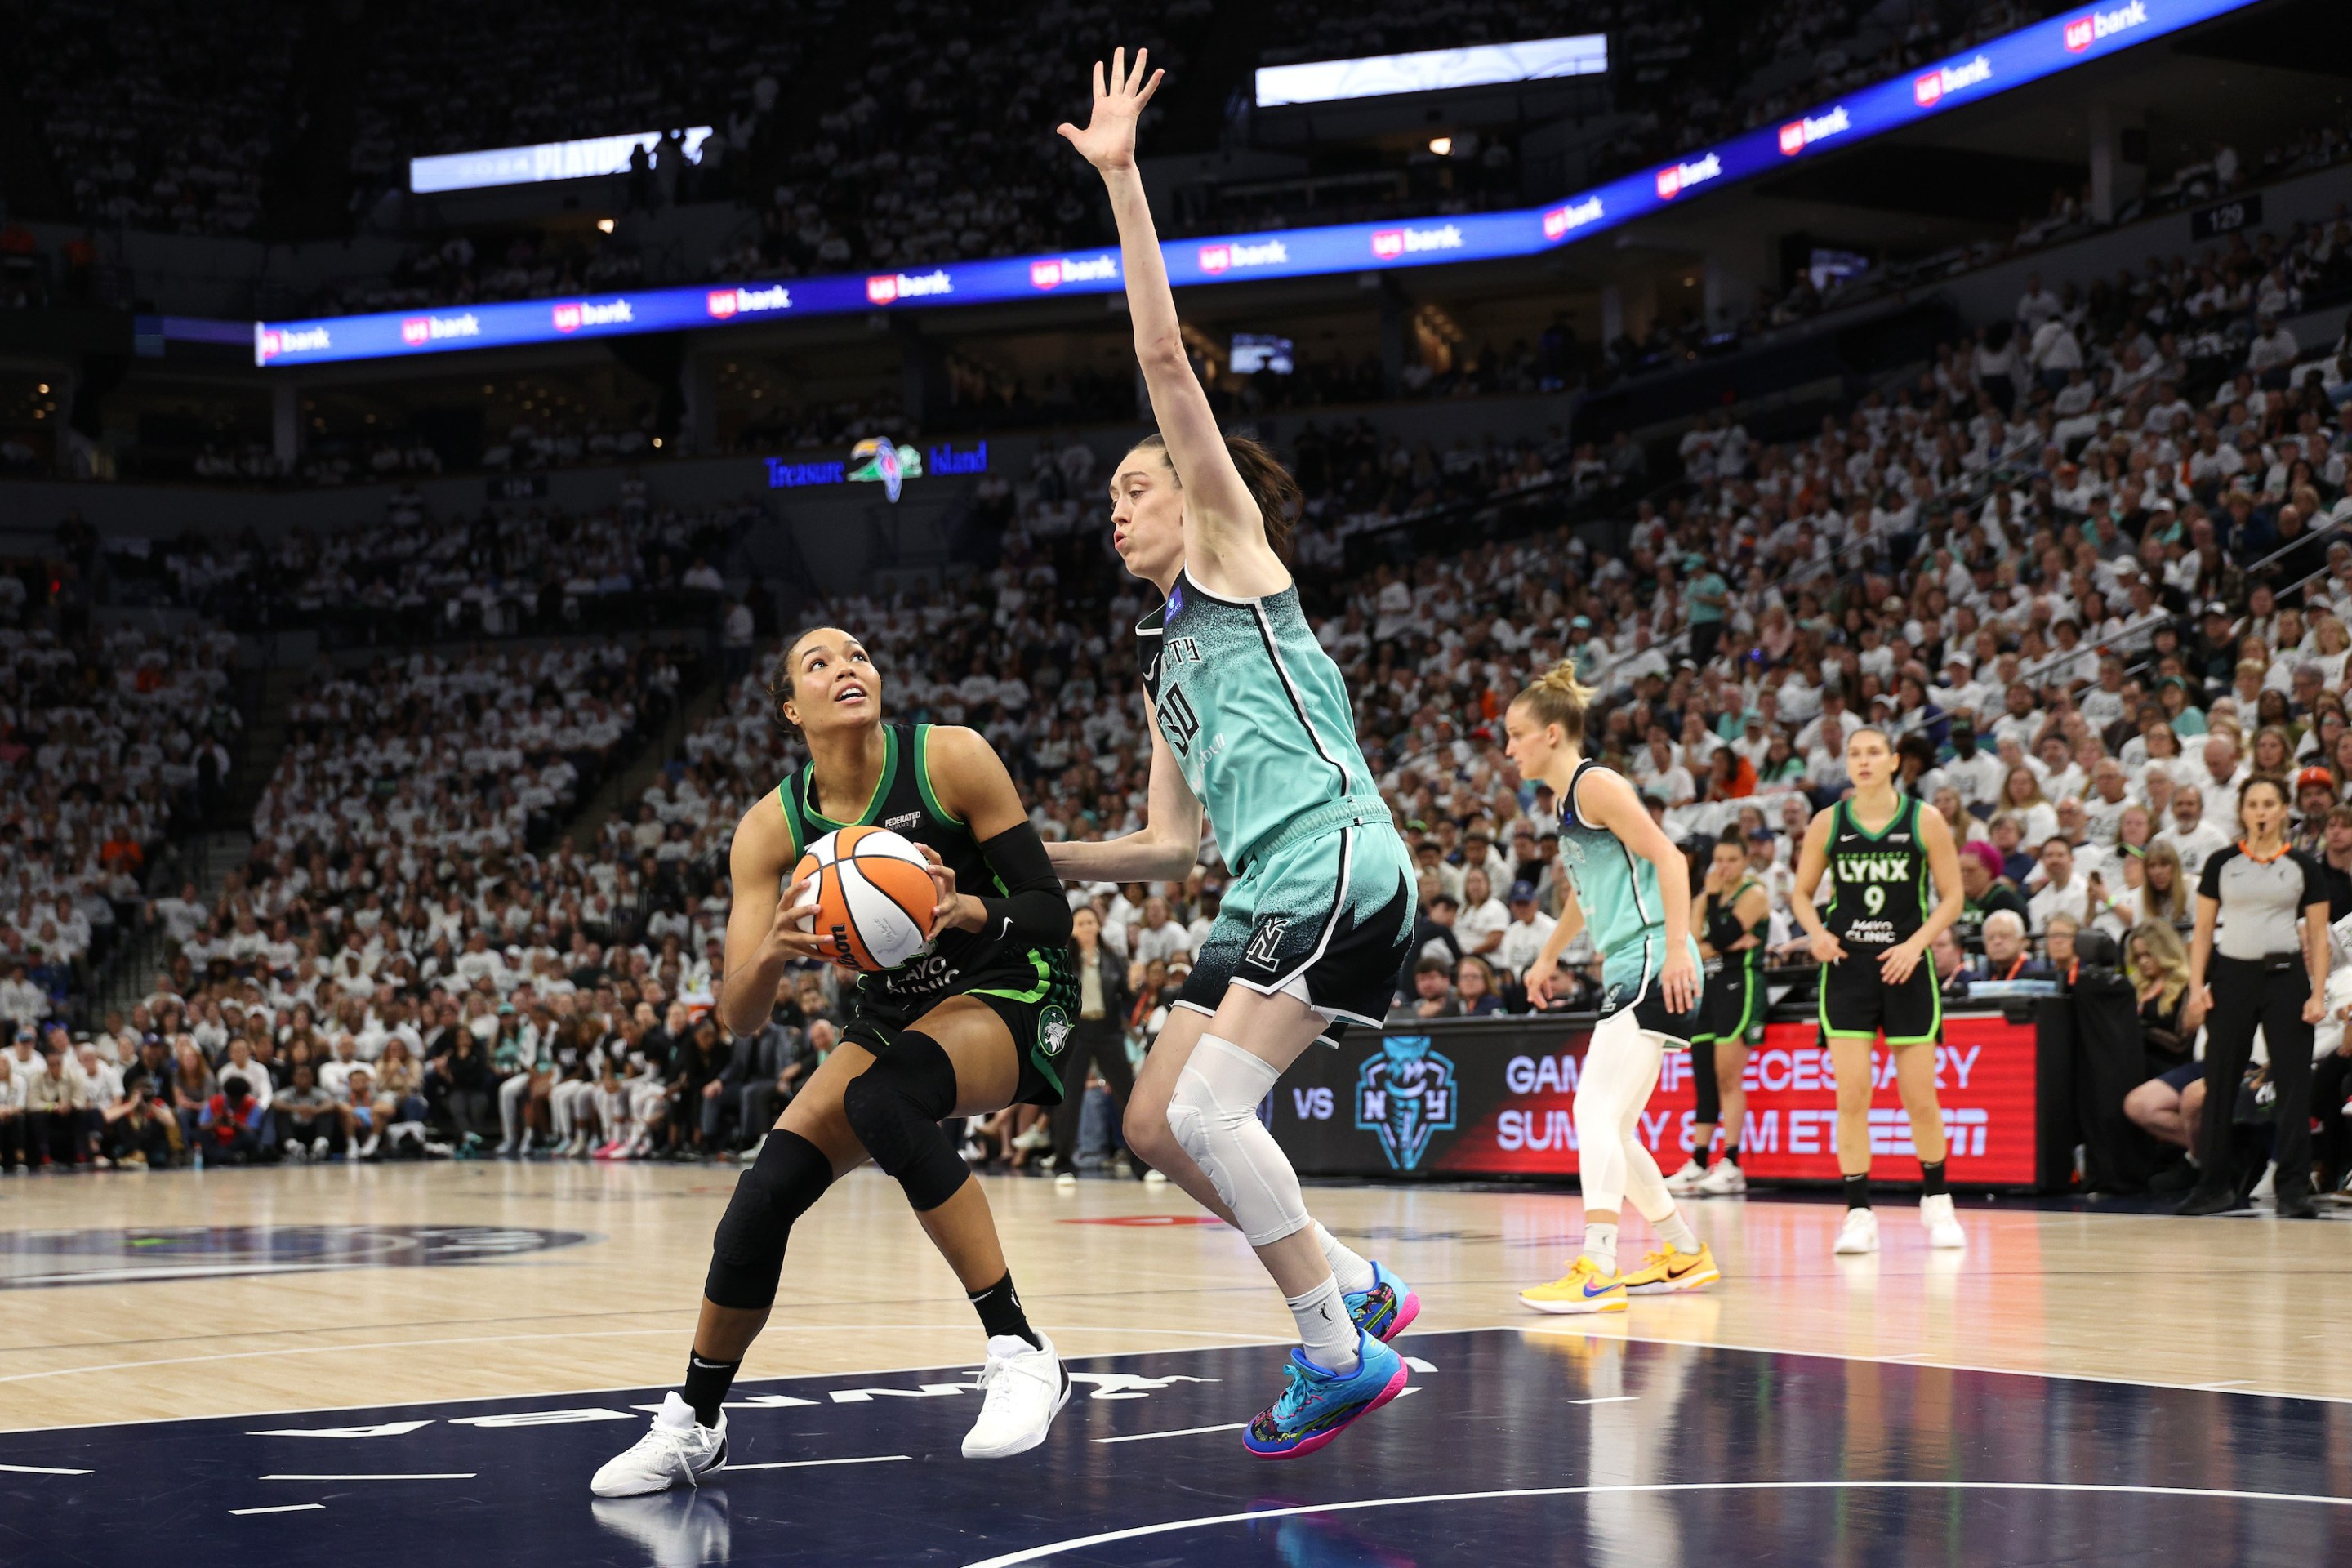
[1542,195,1604,240]
[866,270,954,305]
[1030,254,1117,290]
[1913,53,1993,106]
[1196,238,1288,275]
[1370,224,1463,261]
[2065,0,2146,51]
[551,299,633,333]
[1777,105,1851,156]
[254,324,332,363]
[399,312,480,347]
[1653,153,1722,201]
[1355,1035,1458,1172]
[1244,916,1293,971]
[706,283,792,319]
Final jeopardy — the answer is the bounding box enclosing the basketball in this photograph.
[791,826,938,971]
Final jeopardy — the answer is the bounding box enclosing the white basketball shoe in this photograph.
[591,1391,728,1497]
[962,1333,1071,1459]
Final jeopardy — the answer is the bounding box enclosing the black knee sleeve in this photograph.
[1691,1039,1721,1127]
[840,1030,970,1212]
[704,1129,833,1309]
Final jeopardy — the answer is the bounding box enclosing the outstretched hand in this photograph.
[1056,46,1164,173]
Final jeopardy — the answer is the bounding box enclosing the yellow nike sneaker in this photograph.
[1621,1242,1721,1295]
[1518,1255,1628,1315]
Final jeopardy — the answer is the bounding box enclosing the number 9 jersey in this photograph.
[1819,794,1941,1047]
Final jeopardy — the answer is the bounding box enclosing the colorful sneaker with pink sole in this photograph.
[1344,1260,1420,1343]
[1242,1330,1409,1459]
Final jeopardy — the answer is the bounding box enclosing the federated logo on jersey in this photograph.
[1244,916,1292,970]
[1355,1036,1458,1171]
[1037,1004,1073,1058]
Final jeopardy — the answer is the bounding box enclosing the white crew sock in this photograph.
[1316,1223,1376,1296]
[1580,1223,1619,1275]
[1655,1211,1699,1255]
[1287,1277,1360,1374]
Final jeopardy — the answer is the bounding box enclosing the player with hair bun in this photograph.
[1507,658,1722,1314]
[592,624,1080,1497]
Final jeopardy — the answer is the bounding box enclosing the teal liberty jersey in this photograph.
[1555,760,1685,991]
[1138,569,1380,873]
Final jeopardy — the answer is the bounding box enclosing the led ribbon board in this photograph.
[253,0,2252,367]
[410,129,714,194]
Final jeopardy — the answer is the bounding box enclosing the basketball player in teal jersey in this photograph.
[1054,50,1419,1458]
[1505,662,1722,1314]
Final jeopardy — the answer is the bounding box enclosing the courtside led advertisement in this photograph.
[252,0,2256,366]
[1272,1015,2044,1188]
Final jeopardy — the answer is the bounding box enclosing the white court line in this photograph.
[1492,1324,2352,1407]
[261,1472,475,1481]
[1568,1396,1638,1405]
[0,1332,1297,1435]
[724,1454,910,1471]
[1094,1422,1250,1445]
[960,1480,2352,1567]
[230,1503,326,1516]
[0,1461,93,1474]
[0,1323,1288,1388]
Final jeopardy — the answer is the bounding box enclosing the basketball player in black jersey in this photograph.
[1792,727,1970,1254]
[593,626,1080,1496]
[1668,836,1771,1197]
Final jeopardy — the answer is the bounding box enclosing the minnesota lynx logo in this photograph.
[1037,1005,1073,1058]
[1244,916,1292,970]
[1354,1036,1459,1171]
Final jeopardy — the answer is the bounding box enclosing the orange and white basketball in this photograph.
[791,826,938,972]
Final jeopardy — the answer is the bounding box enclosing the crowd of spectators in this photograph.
[16,0,286,236]
[17,198,2352,1198]
[108,483,758,642]
[0,621,240,1042]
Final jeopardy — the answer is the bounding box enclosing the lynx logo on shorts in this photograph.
[1244,917,1293,971]
[1037,1005,1073,1058]
[1355,1035,1458,1171]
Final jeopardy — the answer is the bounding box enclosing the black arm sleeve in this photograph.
[973,822,1074,948]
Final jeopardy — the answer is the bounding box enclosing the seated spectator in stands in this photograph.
[1495,882,1557,979]
[171,1038,216,1154]
[200,1073,270,1165]
[2029,840,2096,933]
[1931,929,1973,1001]
[1454,956,1505,1018]
[1977,911,2047,985]
[1455,869,1509,960]
[1401,957,1459,1020]
[275,1062,345,1161]
[2043,915,2083,987]
[1956,841,2029,947]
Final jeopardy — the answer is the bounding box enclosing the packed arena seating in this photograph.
[15,176,2352,1198]
[104,488,760,642]
[0,619,242,1034]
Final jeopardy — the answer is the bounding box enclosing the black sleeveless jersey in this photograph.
[1703,878,1766,959]
[775,722,1035,1005]
[1823,795,1931,951]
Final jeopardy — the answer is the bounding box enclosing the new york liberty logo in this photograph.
[1355,1036,1459,1171]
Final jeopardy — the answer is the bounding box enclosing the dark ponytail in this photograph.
[1133,430,1301,557]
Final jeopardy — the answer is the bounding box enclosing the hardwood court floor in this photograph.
[1,1159,2348,1434]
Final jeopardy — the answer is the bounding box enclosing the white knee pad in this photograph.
[1170,1036,1312,1248]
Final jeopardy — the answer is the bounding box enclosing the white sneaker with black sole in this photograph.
[962,1334,1070,1459]
[1833,1207,1880,1254]
[591,1391,728,1496]
[1663,1159,1707,1196]
[1696,1160,1747,1196]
